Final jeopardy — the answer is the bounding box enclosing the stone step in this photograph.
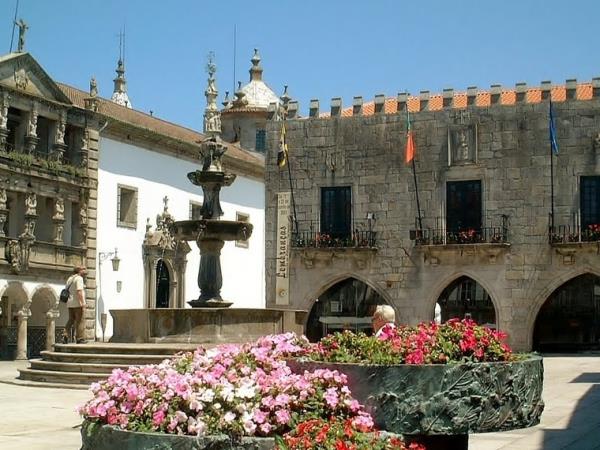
[18,367,106,385]
[40,351,170,365]
[54,343,200,355]
[29,359,130,374]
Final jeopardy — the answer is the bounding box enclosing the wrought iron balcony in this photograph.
[410,215,509,246]
[549,221,600,244]
[291,220,377,249]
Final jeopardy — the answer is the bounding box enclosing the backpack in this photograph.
[59,277,74,303]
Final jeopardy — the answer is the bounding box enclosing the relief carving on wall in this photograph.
[448,124,477,165]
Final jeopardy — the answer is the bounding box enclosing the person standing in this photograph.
[62,266,87,344]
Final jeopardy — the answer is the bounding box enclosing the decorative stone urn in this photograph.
[81,421,275,450]
[287,355,544,450]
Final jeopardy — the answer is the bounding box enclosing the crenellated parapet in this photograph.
[275,78,600,121]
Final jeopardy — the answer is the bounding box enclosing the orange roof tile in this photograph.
[58,83,263,169]
[321,82,595,118]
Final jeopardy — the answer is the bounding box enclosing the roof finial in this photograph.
[203,51,221,137]
[222,91,231,109]
[111,28,132,108]
[249,48,263,81]
[232,80,248,108]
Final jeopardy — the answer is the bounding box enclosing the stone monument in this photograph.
[170,54,252,308]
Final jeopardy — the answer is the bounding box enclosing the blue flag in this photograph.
[549,100,559,155]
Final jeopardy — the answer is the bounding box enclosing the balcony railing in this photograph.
[549,217,600,244]
[410,215,509,246]
[291,220,377,249]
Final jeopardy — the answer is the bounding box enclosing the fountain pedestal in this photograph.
[191,238,231,307]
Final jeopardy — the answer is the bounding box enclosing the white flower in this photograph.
[224,411,236,423]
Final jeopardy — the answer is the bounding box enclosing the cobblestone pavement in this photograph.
[0,355,598,449]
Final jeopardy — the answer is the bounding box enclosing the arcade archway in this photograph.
[533,274,600,352]
[305,277,388,342]
[437,276,496,327]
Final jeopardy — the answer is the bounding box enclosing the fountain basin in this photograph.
[171,219,252,242]
[109,308,307,344]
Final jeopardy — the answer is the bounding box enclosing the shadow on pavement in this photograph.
[542,368,600,449]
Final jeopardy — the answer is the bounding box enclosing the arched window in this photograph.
[437,276,496,326]
[533,274,600,352]
[305,278,388,342]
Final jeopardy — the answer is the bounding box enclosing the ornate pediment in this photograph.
[0,53,72,104]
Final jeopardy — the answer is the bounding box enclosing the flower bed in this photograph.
[80,333,420,450]
[288,320,544,438]
[309,319,514,365]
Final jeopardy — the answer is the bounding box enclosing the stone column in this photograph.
[0,186,7,237]
[0,91,9,152]
[79,129,90,168]
[53,198,65,244]
[46,309,59,351]
[192,238,226,306]
[24,104,39,155]
[15,308,30,360]
[51,110,67,163]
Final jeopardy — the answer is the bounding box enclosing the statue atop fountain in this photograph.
[170,53,253,308]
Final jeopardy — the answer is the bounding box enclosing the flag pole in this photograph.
[549,100,556,234]
[407,106,423,231]
[281,111,299,234]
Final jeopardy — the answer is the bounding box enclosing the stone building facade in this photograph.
[0,52,99,359]
[265,80,600,351]
[0,45,266,357]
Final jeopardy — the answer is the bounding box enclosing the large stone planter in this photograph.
[288,355,544,450]
[81,421,275,450]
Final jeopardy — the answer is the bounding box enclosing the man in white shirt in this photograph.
[372,304,396,337]
[62,266,87,344]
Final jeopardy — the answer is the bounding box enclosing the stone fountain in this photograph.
[169,54,252,308]
[108,57,305,345]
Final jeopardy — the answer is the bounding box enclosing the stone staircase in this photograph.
[17,342,201,388]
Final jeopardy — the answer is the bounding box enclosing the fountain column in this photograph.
[196,238,224,302]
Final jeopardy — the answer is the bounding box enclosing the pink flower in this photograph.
[152,410,166,427]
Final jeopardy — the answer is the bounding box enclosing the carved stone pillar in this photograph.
[0,209,7,237]
[0,91,9,152]
[24,104,39,155]
[16,307,30,360]
[79,129,90,168]
[79,200,88,246]
[45,309,59,351]
[51,110,67,162]
[52,198,65,244]
[191,238,228,307]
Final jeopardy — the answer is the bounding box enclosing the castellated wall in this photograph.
[264,83,600,351]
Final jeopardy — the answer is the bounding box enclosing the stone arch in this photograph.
[29,285,60,327]
[155,258,174,308]
[425,271,500,326]
[0,281,31,314]
[301,271,393,313]
[302,272,393,341]
[526,266,600,350]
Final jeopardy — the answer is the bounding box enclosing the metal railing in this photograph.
[410,215,509,246]
[549,219,600,244]
[291,220,377,248]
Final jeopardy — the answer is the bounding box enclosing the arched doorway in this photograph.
[155,259,171,308]
[306,278,388,342]
[437,276,496,326]
[0,283,28,360]
[30,287,61,357]
[533,274,600,352]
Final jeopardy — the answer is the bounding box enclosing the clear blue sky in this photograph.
[1,0,598,130]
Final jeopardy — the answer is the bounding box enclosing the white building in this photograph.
[0,44,266,355]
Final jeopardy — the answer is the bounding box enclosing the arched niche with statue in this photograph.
[142,197,190,309]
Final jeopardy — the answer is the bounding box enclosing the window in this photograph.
[321,186,352,239]
[117,185,138,229]
[446,180,482,232]
[235,212,250,248]
[189,201,202,220]
[255,128,266,152]
[580,176,600,229]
